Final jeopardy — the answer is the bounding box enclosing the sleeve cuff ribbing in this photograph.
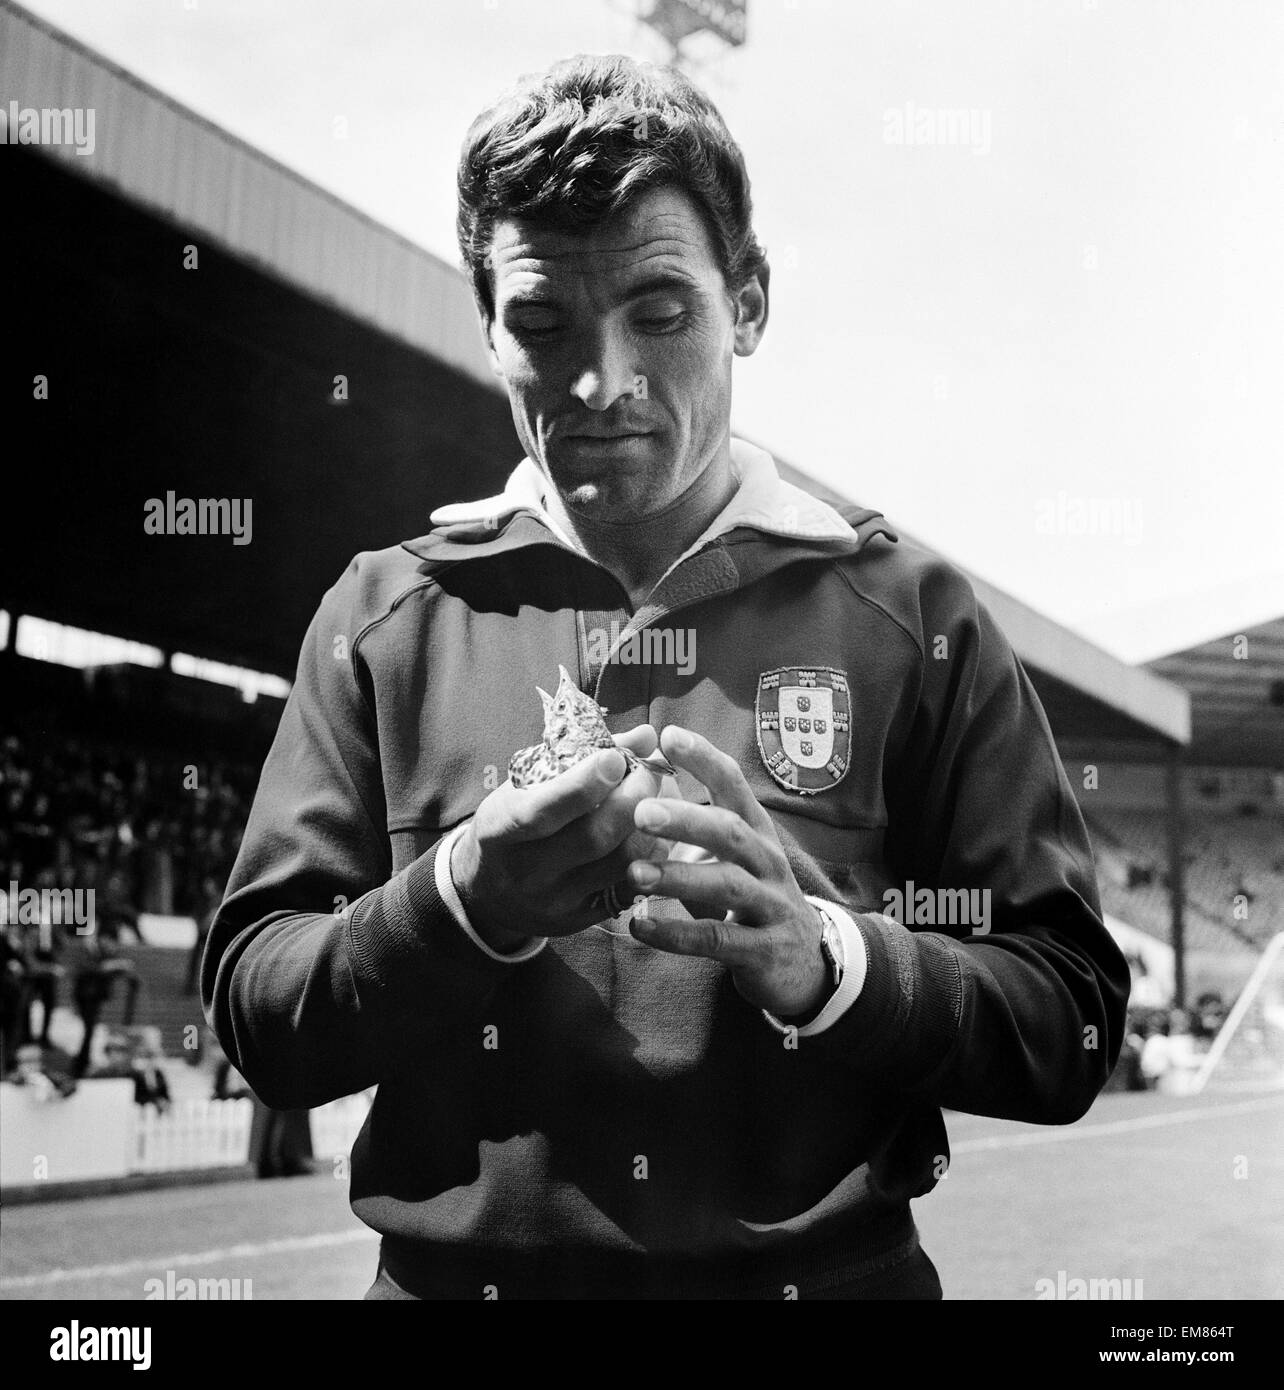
[433,822,548,964]
[345,833,542,1004]
[805,911,964,1082]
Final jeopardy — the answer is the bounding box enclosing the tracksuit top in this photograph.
[205,440,1129,1299]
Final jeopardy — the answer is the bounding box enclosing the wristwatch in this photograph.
[815,902,845,990]
[760,902,846,1034]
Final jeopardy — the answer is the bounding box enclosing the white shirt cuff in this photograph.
[761,896,869,1038]
[434,822,548,965]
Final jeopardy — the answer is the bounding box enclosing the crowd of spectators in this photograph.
[1,730,257,1080]
[1,730,256,918]
[1110,986,1229,1092]
[2,724,315,1173]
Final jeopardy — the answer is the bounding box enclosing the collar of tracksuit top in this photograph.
[412,436,900,1035]
[410,437,899,620]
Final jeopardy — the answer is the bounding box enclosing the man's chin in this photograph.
[547,467,646,521]
[560,480,641,521]
[562,480,606,512]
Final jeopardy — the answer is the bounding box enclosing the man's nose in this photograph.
[569,328,638,411]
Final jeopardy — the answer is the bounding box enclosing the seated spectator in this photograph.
[129,1032,171,1112]
[1193,992,1227,1043]
[1166,1008,1201,1075]
[1139,1007,1203,1089]
[9,1042,77,1100]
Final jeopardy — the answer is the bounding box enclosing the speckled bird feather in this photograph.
[509,665,673,788]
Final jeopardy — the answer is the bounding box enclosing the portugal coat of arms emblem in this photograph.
[755,667,852,794]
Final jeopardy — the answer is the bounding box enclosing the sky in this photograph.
[18,0,1284,664]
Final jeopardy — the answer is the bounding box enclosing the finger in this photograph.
[621,753,672,798]
[614,723,658,758]
[495,748,627,840]
[616,724,676,779]
[538,761,669,871]
[561,830,665,901]
[659,726,775,833]
[513,771,669,889]
[631,798,779,879]
[627,857,771,924]
[628,914,766,968]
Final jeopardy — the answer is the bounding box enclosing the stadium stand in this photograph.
[1085,806,1284,954]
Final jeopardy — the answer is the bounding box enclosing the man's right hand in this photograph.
[449,724,669,953]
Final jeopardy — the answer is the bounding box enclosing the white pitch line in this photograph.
[0,1227,378,1291]
[952,1092,1284,1154]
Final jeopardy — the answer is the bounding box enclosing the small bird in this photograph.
[509,665,674,788]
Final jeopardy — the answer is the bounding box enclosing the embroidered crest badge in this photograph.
[755,667,851,794]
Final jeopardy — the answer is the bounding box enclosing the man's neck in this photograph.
[544,450,739,611]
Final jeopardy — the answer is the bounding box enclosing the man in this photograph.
[205,55,1128,1299]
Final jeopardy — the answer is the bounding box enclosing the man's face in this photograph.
[484,185,766,522]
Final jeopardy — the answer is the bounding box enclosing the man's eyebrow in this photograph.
[501,293,560,310]
[619,271,702,301]
[500,270,704,310]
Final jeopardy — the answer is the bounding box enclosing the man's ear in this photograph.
[733,261,770,357]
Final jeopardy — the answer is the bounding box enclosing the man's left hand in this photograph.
[626,725,830,1018]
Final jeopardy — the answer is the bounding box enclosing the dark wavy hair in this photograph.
[457,54,766,318]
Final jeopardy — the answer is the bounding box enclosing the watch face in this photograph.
[820,916,844,981]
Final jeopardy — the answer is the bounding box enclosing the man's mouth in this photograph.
[563,428,651,441]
